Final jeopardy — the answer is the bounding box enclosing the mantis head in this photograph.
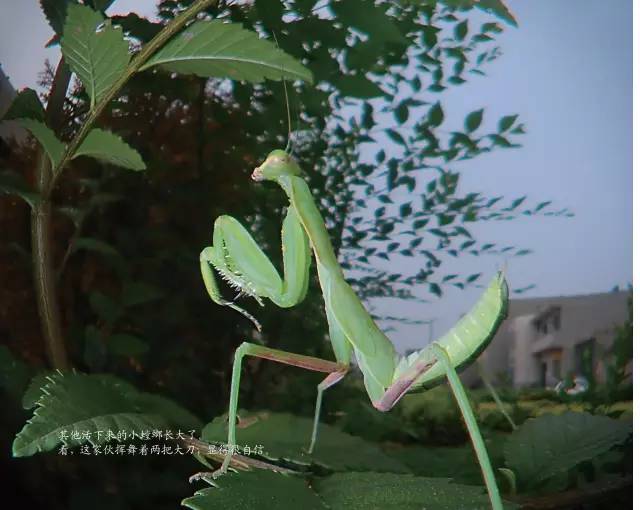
[252,149,303,182]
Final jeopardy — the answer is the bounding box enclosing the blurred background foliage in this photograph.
[0,0,628,509]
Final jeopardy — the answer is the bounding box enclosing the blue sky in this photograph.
[0,1,632,350]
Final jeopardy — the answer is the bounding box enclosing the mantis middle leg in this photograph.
[196,341,349,481]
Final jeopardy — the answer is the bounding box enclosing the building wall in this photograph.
[462,289,631,388]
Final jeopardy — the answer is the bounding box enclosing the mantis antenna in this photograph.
[272,31,294,153]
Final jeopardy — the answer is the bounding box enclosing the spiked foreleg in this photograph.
[200,207,311,328]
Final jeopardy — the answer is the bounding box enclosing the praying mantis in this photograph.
[196,149,509,509]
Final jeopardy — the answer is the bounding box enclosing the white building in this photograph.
[463,289,632,388]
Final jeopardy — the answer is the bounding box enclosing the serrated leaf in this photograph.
[465,109,483,132]
[0,170,41,209]
[61,4,130,108]
[3,88,45,121]
[22,371,56,410]
[12,372,169,457]
[334,75,384,98]
[18,119,65,167]
[201,412,409,472]
[183,471,326,510]
[504,412,632,489]
[41,0,76,35]
[74,128,145,170]
[140,21,312,83]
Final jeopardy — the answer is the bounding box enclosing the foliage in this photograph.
[13,371,202,457]
[503,412,631,491]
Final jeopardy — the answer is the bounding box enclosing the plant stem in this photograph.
[32,58,72,369]
[32,0,218,369]
[45,0,218,197]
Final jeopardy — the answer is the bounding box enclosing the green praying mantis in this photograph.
[196,149,509,509]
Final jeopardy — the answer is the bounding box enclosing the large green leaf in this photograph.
[503,412,632,488]
[183,471,513,510]
[316,472,515,510]
[183,471,325,510]
[12,372,168,457]
[201,411,409,472]
[13,372,203,457]
[140,21,313,83]
[73,128,146,170]
[61,4,130,108]
[18,119,65,167]
[2,88,45,121]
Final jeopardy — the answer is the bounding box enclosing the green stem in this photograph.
[432,344,503,510]
[44,0,218,197]
[32,58,72,370]
[32,0,217,369]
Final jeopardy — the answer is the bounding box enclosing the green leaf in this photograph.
[465,109,483,132]
[73,237,120,257]
[18,119,65,167]
[22,371,56,410]
[41,0,76,36]
[12,372,170,457]
[427,102,444,127]
[477,0,518,27]
[333,75,384,98]
[385,129,405,147]
[504,412,632,489]
[183,471,326,510]
[61,4,130,108]
[0,170,41,209]
[201,412,409,472]
[140,21,313,83]
[74,128,146,170]
[317,472,517,510]
[3,88,45,121]
[454,20,468,41]
[498,114,518,132]
[184,470,511,510]
[331,0,407,44]
[128,392,203,431]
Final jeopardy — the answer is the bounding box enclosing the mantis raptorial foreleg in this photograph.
[200,206,311,331]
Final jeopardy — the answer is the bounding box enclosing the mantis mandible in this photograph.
[197,149,509,509]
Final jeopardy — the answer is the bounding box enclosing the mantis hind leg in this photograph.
[308,368,349,454]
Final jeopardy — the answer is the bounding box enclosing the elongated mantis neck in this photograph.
[277,175,342,274]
